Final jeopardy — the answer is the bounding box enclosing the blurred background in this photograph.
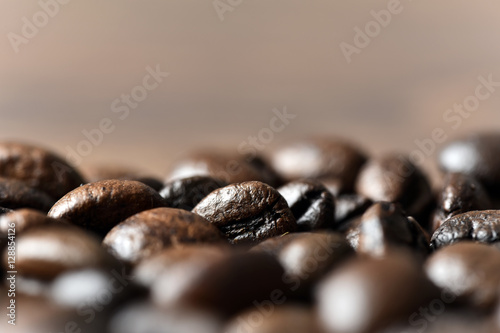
[1,0,500,177]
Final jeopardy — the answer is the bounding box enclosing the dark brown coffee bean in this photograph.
[0,142,84,199]
[103,207,224,265]
[192,181,297,244]
[48,179,166,235]
[4,225,117,280]
[432,173,491,231]
[334,194,372,227]
[0,208,66,235]
[270,138,367,192]
[355,202,430,257]
[168,151,280,186]
[316,251,438,333]
[439,133,500,194]
[249,232,305,257]
[133,245,228,287]
[0,178,55,212]
[277,179,335,231]
[160,176,228,211]
[431,210,500,249]
[355,154,433,219]
[425,242,500,309]
[224,306,323,333]
[152,252,286,316]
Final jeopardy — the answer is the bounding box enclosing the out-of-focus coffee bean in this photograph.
[355,202,430,257]
[334,194,372,228]
[316,251,438,333]
[425,242,500,309]
[250,233,305,257]
[270,138,367,192]
[160,176,228,211]
[0,208,66,235]
[0,142,85,199]
[278,180,335,231]
[432,173,491,231]
[103,207,224,265]
[193,181,297,244]
[431,210,500,249]
[0,178,55,212]
[48,179,166,235]
[355,154,433,221]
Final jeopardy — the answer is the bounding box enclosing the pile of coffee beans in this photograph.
[3,133,500,333]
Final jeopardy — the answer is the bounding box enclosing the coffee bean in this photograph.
[270,138,367,192]
[432,173,491,231]
[160,176,228,211]
[0,208,66,235]
[133,245,228,287]
[431,210,500,249]
[168,151,280,186]
[316,251,438,333]
[0,142,85,199]
[152,252,286,316]
[355,154,433,221]
[82,165,164,191]
[192,181,297,244]
[224,305,323,333]
[439,133,500,195]
[103,207,224,265]
[0,178,55,212]
[334,194,372,227]
[355,202,430,257]
[345,217,362,250]
[278,179,335,231]
[425,242,500,309]
[249,232,305,257]
[48,179,166,235]
[5,225,117,280]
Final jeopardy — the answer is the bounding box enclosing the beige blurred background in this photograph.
[1,0,500,178]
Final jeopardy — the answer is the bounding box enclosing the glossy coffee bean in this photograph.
[439,133,500,194]
[224,305,323,333]
[355,202,430,257]
[317,251,437,333]
[270,137,367,192]
[278,179,335,231]
[0,142,84,199]
[431,210,500,249]
[425,242,500,309]
[334,194,372,227]
[192,181,297,244]
[0,178,55,212]
[160,176,227,211]
[103,207,224,265]
[0,208,66,235]
[152,252,286,316]
[355,154,433,219]
[48,179,166,235]
[168,151,280,186]
[5,225,117,280]
[133,245,228,287]
[432,173,491,231]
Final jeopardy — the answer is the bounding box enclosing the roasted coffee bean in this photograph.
[0,142,84,199]
[48,179,166,235]
[152,252,286,316]
[224,306,323,333]
[425,242,500,309]
[431,210,500,249]
[133,245,228,287]
[277,179,335,231]
[250,233,305,257]
[334,194,372,227]
[439,133,500,194]
[355,154,433,219]
[0,209,66,235]
[109,302,223,333]
[160,176,228,211]
[103,208,224,265]
[354,202,430,257]
[5,225,117,280]
[192,181,297,244]
[317,251,437,333]
[432,173,491,231]
[270,137,367,192]
[0,178,55,212]
[168,151,280,186]
[345,217,362,250]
